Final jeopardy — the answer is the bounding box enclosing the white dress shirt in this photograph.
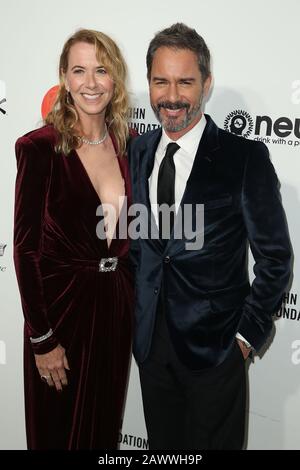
[149,115,206,224]
[148,114,251,350]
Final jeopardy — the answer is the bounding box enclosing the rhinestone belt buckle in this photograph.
[99,257,118,272]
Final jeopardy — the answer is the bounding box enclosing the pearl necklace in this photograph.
[81,125,108,145]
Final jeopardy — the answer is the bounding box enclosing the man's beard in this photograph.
[152,99,202,132]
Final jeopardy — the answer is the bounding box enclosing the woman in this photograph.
[14,29,135,449]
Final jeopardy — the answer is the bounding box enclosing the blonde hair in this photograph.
[45,29,129,155]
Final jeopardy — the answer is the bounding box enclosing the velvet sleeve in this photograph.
[13,135,59,354]
[238,142,292,351]
[127,136,141,276]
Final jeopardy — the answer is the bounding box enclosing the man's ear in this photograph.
[203,74,212,97]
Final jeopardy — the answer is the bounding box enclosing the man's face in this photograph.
[149,47,211,139]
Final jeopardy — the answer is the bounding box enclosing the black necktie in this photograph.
[157,142,180,239]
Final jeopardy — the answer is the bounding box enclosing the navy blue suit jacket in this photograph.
[129,114,292,370]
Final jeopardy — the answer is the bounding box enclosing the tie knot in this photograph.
[165,142,180,159]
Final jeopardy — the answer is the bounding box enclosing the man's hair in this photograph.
[146,23,211,83]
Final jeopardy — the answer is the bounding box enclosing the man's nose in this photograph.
[165,83,179,102]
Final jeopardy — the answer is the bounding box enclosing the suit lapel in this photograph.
[138,130,161,206]
[138,129,163,250]
[180,115,220,205]
[168,115,221,255]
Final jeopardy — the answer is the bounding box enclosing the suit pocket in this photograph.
[203,195,232,210]
[234,339,247,363]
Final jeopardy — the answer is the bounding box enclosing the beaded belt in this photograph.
[99,257,118,272]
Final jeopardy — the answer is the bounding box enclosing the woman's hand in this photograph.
[35,344,70,391]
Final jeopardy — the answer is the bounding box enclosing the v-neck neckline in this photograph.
[72,130,126,251]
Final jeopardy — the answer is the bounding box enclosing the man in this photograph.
[129,23,292,450]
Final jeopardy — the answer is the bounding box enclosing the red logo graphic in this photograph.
[41,85,59,119]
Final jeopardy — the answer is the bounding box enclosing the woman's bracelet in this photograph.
[30,328,53,344]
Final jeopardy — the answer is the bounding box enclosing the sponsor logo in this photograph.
[275,292,300,321]
[0,98,6,115]
[224,110,253,138]
[224,109,300,147]
[118,432,149,449]
[0,244,7,272]
[0,244,7,256]
[0,80,6,115]
[41,85,59,119]
[127,105,161,134]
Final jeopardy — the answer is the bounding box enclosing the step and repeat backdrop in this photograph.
[0,0,299,450]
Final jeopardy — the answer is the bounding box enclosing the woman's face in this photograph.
[64,41,114,121]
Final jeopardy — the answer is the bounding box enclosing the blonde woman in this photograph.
[14,29,135,449]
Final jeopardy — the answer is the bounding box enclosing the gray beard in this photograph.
[153,100,202,132]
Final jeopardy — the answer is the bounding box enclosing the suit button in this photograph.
[164,256,171,264]
[154,288,159,294]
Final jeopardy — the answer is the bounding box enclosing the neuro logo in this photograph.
[0,244,7,256]
[41,85,59,119]
[224,110,253,138]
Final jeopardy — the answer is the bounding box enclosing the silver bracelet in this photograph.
[30,328,53,344]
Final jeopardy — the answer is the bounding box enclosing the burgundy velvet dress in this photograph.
[13,125,134,449]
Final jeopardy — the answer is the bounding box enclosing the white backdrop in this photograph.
[0,0,299,450]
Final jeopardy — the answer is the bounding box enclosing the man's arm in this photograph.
[238,142,292,351]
